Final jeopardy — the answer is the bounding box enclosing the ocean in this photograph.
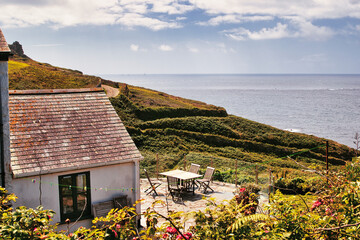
[100,74,360,148]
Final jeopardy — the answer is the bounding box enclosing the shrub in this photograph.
[135,107,227,121]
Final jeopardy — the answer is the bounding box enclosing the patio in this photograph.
[139,178,268,227]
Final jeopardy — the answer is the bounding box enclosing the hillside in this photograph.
[8,45,355,186]
[8,43,101,90]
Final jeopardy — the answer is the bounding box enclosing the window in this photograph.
[58,172,91,222]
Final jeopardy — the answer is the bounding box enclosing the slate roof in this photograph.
[0,28,10,53]
[9,88,143,178]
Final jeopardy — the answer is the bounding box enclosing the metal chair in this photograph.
[167,176,185,202]
[196,167,215,193]
[144,169,162,196]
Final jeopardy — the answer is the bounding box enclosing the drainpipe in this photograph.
[0,29,11,189]
[133,159,140,226]
[0,105,3,188]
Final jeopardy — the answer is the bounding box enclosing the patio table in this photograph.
[160,169,202,195]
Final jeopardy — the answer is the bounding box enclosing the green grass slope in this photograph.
[109,84,354,184]
[8,55,100,89]
[8,54,355,185]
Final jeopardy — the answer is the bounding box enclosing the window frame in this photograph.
[58,171,92,222]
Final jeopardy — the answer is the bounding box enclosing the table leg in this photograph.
[192,179,195,195]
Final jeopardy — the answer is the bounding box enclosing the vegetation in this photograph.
[8,52,355,185]
[109,90,353,184]
[8,55,100,90]
[5,46,360,239]
[2,159,360,239]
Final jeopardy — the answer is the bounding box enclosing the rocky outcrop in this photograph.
[9,41,29,58]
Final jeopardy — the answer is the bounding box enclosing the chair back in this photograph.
[203,167,215,181]
[167,176,179,189]
[188,163,200,174]
[144,169,154,185]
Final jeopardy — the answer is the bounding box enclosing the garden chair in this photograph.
[188,163,200,174]
[167,176,185,202]
[196,167,215,193]
[144,169,162,196]
[186,163,200,190]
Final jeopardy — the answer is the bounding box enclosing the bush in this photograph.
[135,107,227,121]
[2,159,360,239]
[274,176,324,194]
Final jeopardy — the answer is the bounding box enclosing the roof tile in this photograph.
[0,29,10,53]
[9,89,143,178]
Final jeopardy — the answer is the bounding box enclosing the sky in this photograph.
[1,0,360,75]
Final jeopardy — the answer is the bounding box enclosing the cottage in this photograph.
[0,29,143,230]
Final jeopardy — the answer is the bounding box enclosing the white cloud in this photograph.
[176,17,187,21]
[188,47,199,53]
[198,14,273,26]
[151,1,195,14]
[159,44,173,51]
[0,0,185,30]
[116,13,181,31]
[291,18,335,41]
[225,23,291,41]
[224,19,334,41]
[207,42,236,54]
[0,0,358,40]
[130,44,139,52]
[189,0,360,19]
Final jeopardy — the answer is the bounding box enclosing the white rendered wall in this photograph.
[12,161,138,231]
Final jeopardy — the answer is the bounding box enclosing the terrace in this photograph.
[140,177,268,227]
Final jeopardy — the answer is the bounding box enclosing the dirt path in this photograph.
[102,84,119,97]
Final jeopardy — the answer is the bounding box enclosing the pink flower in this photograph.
[311,199,323,210]
[239,188,246,192]
[325,208,332,215]
[33,228,38,232]
[47,215,51,220]
[176,233,192,239]
[112,230,118,238]
[166,227,177,234]
[116,224,121,230]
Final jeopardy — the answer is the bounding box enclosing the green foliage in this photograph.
[275,176,325,194]
[192,188,263,239]
[8,60,29,70]
[137,117,238,138]
[8,57,100,90]
[0,188,57,240]
[127,85,224,110]
[107,85,352,179]
[135,107,227,121]
[9,53,355,189]
[3,160,360,238]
